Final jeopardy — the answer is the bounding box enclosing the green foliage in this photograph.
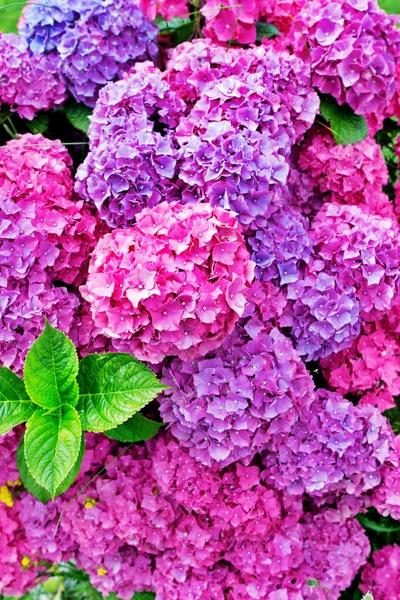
[26,112,50,134]
[133,593,156,600]
[375,117,400,196]
[65,103,92,134]
[0,0,26,33]
[105,413,163,442]
[77,353,167,432]
[155,15,195,46]
[17,435,85,503]
[357,507,400,551]
[319,94,368,145]
[24,320,79,409]
[0,320,166,501]
[24,405,82,498]
[384,402,400,434]
[378,0,400,14]
[0,367,35,435]
[255,21,280,42]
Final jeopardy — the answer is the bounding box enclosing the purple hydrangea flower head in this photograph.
[288,0,400,118]
[19,0,158,105]
[160,317,315,466]
[311,202,400,317]
[0,33,66,120]
[262,388,393,498]
[75,63,185,228]
[247,205,313,285]
[166,40,319,142]
[281,259,361,362]
[81,201,254,363]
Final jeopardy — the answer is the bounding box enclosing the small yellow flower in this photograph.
[97,568,107,576]
[84,496,97,509]
[7,479,22,487]
[21,556,31,568]
[0,485,14,507]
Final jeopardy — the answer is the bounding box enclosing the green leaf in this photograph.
[255,21,281,42]
[361,593,374,600]
[17,433,84,503]
[76,353,168,432]
[155,15,194,46]
[0,109,11,126]
[26,112,49,134]
[65,103,92,134]
[356,513,400,533]
[319,93,368,145]
[24,405,82,498]
[0,367,36,435]
[0,0,26,33]
[307,580,320,588]
[378,0,400,14]
[24,320,79,409]
[105,413,163,443]
[133,593,156,600]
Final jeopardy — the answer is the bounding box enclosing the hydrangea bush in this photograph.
[0,0,400,598]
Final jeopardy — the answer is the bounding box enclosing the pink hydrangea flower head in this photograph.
[298,128,394,217]
[201,0,261,45]
[311,202,400,316]
[360,544,400,600]
[81,201,254,363]
[0,32,66,120]
[137,0,189,20]
[75,63,186,229]
[160,319,315,466]
[280,258,361,361]
[289,0,400,118]
[321,314,400,411]
[262,388,394,498]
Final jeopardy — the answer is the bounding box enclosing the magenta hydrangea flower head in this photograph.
[371,436,400,521]
[75,63,185,229]
[289,0,400,118]
[262,388,393,498]
[280,258,360,362]
[298,127,394,217]
[201,0,262,45]
[299,510,370,599]
[360,544,400,600]
[311,202,400,317]
[19,0,158,106]
[0,134,102,287]
[321,312,400,412]
[81,201,254,363]
[160,319,315,466]
[0,33,66,120]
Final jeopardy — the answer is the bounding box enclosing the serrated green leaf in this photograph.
[378,0,400,14]
[105,413,162,443]
[26,112,49,134]
[17,433,84,503]
[24,320,79,409]
[76,353,167,432]
[0,367,36,435]
[133,593,156,600]
[256,21,280,42]
[65,103,92,134]
[24,405,82,498]
[319,93,368,145]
